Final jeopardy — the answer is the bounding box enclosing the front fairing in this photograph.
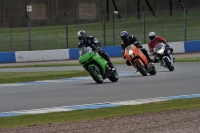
[124,44,135,60]
[154,43,165,55]
[124,44,148,69]
[79,47,94,64]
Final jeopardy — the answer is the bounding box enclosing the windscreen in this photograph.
[79,47,92,56]
[154,43,164,50]
[125,45,133,51]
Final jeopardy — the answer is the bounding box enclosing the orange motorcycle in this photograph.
[124,44,156,76]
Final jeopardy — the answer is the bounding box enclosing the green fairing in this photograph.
[79,46,118,84]
[79,52,107,75]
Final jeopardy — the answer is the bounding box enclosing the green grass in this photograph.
[174,57,200,62]
[0,70,89,84]
[0,57,199,69]
[0,10,200,51]
[0,62,80,68]
[0,98,199,129]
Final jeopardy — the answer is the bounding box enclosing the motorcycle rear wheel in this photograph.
[108,71,119,82]
[149,68,156,75]
[135,60,147,76]
[88,66,103,84]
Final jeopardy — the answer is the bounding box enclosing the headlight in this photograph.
[128,50,134,58]
[129,50,133,55]
[157,49,165,54]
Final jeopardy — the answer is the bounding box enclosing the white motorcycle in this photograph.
[153,43,174,71]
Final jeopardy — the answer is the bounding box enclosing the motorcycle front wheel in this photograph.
[88,66,103,84]
[135,60,147,76]
[163,57,174,71]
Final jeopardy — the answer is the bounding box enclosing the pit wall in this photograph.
[0,41,199,63]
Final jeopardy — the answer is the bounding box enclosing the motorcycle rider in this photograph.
[120,31,154,66]
[78,30,115,70]
[148,32,174,63]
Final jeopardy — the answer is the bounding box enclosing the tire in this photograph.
[149,69,156,75]
[108,71,119,82]
[163,57,174,71]
[135,60,147,76]
[88,66,103,84]
[171,66,175,71]
[148,63,156,75]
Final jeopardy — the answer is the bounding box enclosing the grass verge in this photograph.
[0,98,200,129]
[174,57,200,62]
[0,70,89,84]
[0,57,200,68]
[0,63,80,68]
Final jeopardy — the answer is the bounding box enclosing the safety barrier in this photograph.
[0,41,199,63]
[0,52,16,63]
[15,49,69,63]
[184,40,200,52]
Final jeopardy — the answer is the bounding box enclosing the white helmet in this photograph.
[77,30,87,41]
[149,32,156,41]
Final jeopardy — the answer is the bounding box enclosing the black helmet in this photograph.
[120,31,129,41]
[149,32,156,41]
[78,30,87,41]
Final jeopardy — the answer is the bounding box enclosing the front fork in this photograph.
[161,53,174,67]
[166,49,174,65]
[155,50,174,67]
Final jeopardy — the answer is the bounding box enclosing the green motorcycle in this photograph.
[79,47,119,84]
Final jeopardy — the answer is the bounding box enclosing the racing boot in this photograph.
[108,61,116,71]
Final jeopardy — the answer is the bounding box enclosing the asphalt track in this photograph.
[0,63,200,113]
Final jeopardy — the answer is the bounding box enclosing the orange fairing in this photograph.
[124,44,148,67]
[124,50,132,61]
